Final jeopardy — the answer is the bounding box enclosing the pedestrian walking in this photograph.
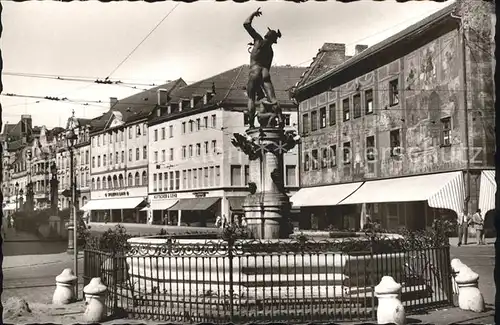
[457,208,470,246]
[471,209,485,245]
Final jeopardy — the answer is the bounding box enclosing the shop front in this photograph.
[83,187,147,223]
[146,190,248,227]
[291,171,466,232]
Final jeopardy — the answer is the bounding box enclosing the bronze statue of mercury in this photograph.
[243,8,283,129]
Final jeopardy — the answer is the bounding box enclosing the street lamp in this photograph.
[15,182,19,212]
[65,109,79,299]
[50,161,59,216]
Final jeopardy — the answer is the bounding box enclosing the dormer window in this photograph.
[170,103,179,113]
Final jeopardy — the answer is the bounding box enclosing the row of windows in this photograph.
[92,147,148,168]
[152,165,222,192]
[302,118,452,171]
[92,124,147,148]
[229,164,298,187]
[181,140,218,159]
[59,171,91,189]
[91,171,148,190]
[181,114,217,134]
[301,79,401,134]
[57,150,90,170]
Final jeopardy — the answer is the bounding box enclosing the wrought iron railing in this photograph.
[83,238,453,323]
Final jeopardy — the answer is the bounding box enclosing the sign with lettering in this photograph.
[105,191,129,198]
[153,193,178,199]
[193,191,208,198]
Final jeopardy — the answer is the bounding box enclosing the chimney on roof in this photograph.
[110,97,118,109]
[355,44,368,55]
[320,43,346,65]
[157,89,168,106]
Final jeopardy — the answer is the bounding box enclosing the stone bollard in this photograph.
[375,276,405,325]
[52,268,78,305]
[451,258,485,312]
[83,277,108,323]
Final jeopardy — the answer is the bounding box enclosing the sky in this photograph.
[1,0,454,129]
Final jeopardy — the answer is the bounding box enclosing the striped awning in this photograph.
[290,182,364,207]
[339,171,465,216]
[479,170,496,214]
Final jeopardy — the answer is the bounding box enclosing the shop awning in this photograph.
[479,170,496,214]
[168,197,220,211]
[290,182,364,207]
[3,203,17,211]
[228,197,245,211]
[82,197,145,211]
[81,200,104,211]
[141,199,179,211]
[339,171,465,215]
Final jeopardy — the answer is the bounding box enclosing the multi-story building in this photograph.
[84,79,186,223]
[1,115,36,214]
[291,4,495,232]
[54,115,92,211]
[146,65,305,226]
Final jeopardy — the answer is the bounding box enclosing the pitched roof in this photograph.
[170,64,306,108]
[294,2,457,97]
[91,78,186,133]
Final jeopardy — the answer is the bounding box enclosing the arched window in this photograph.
[108,176,112,189]
[321,148,328,168]
[113,175,118,188]
[128,173,133,187]
[142,171,147,186]
[119,174,124,188]
[102,176,106,189]
[97,178,101,190]
[92,178,95,190]
[135,172,140,186]
[82,196,88,206]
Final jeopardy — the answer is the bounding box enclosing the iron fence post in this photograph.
[228,236,235,322]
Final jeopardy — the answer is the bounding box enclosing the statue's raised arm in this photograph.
[243,8,263,41]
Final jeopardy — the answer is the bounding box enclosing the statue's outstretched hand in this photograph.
[253,8,262,18]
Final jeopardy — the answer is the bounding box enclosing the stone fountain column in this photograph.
[241,127,292,240]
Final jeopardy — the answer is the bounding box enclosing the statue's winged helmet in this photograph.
[265,27,282,44]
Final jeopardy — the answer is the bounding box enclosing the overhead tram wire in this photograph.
[105,3,180,80]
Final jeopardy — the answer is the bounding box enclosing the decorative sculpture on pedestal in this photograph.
[231,8,300,239]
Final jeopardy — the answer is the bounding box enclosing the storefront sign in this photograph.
[105,191,129,198]
[193,191,208,198]
[153,193,178,199]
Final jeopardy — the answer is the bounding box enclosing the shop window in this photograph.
[329,103,336,126]
[365,89,373,114]
[342,98,350,121]
[389,79,399,106]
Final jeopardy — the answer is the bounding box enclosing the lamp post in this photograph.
[65,110,79,299]
[15,182,19,212]
[50,162,59,216]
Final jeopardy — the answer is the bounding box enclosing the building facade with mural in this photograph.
[146,65,304,226]
[291,4,495,233]
[83,79,186,223]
